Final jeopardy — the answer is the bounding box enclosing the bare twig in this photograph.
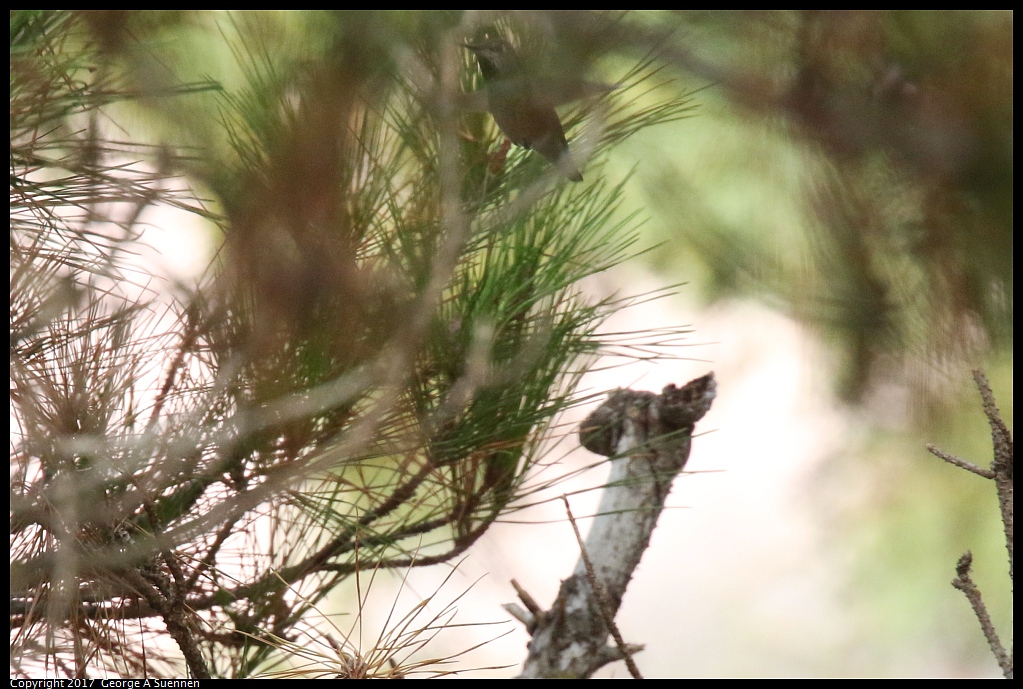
[510,579,543,619]
[926,445,994,479]
[929,370,1013,679]
[972,371,1014,582]
[951,552,1012,678]
[974,371,1013,474]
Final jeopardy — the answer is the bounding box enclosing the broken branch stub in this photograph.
[517,372,716,678]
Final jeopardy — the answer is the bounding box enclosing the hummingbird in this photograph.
[465,37,584,182]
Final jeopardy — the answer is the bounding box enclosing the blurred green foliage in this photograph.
[629,10,1011,405]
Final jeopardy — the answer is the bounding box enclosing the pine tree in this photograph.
[10,11,698,678]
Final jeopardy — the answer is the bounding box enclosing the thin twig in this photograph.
[951,552,1012,678]
[925,445,994,479]
[972,370,1014,581]
[502,602,533,629]
[973,370,1013,470]
[510,579,544,619]
[930,370,1013,679]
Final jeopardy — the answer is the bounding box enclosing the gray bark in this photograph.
[513,373,716,678]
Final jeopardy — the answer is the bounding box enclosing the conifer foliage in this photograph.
[11,11,695,678]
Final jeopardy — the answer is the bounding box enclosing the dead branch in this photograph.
[928,370,1013,679]
[514,373,716,678]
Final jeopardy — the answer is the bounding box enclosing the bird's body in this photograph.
[466,38,583,182]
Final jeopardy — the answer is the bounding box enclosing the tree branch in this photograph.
[951,551,1012,678]
[929,370,1013,679]
[515,373,716,678]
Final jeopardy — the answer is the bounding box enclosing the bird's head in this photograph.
[464,37,520,80]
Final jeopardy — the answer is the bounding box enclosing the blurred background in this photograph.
[11,10,1011,677]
